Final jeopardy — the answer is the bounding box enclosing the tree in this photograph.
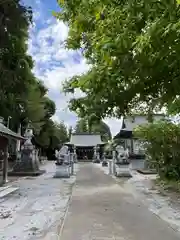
[57,0,180,119]
[24,83,46,134]
[74,117,111,141]
[68,126,73,140]
[57,122,69,145]
[0,0,33,130]
[74,118,88,133]
[134,121,180,180]
[0,1,63,159]
[91,120,112,142]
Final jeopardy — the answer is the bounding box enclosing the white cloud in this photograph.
[104,117,123,137]
[28,3,121,136]
[28,19,90,90]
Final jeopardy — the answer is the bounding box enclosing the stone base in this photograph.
[115,164,132,178]
[93,159,101,163]
[0,185,19,198]
[102,161,108,167]
[8,170,46,177]
[137,169,157,175]
[53,165,70,178]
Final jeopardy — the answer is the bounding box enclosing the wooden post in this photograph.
[2,144,8,184]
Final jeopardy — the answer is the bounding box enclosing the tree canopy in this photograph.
[57,0,180,119]
[74,118,111,142]
[0,1,67,157]
[74,118,88,133]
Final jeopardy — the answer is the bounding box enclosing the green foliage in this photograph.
[56,121,69,145]
[134,121,180,180]
[25,83,46,134]
[0,0,33,129]
[74,118,111,142]
[0,1,63,156]
[74,118,88,133]
[57,0,180,119]
[34,120,69,151]
[91,120,112,142]
[155,178,180,193]
[68,126,73,139]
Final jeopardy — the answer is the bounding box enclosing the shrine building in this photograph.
[65,133,105,161]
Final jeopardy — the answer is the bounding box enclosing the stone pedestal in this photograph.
[53,165,70,178]
[9,127,45,176]
[136,157,157,174]
[9,148,45,176]
[115,163,132,177]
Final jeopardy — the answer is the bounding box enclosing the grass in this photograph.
[155,177,180,193]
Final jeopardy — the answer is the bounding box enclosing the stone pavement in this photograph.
[61,163,180,240]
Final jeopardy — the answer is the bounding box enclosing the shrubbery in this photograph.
[134,121,180,180]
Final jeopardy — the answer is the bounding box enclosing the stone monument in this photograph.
[9,126,45,176]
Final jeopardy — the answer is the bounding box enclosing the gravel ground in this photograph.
[0,162,78,240]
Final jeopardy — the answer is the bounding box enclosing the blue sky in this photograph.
[23,0,122,136]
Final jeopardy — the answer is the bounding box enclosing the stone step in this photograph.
[0,185,11,192]
[0,185,18,198]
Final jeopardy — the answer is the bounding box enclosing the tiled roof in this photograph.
[69,134,104,146]
[123,115,165,131]
[0,123,25,140]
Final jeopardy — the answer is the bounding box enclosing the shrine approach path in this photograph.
[60,163,179,240]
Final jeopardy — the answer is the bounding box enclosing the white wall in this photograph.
[123,115,164,154]
[123,115,164,131]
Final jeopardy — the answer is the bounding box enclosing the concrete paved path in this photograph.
[61,163,179,240]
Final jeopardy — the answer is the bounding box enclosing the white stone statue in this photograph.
[22,128,34,149]
[115,145,129,164]
[59,145,68,156]
[116,145,124,160]
[56,145,69,165]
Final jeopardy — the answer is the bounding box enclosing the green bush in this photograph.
[134,120,180,180]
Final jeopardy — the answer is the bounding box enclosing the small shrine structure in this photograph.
[0,117,25,185]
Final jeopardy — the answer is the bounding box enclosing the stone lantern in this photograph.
[9,125,45,176]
